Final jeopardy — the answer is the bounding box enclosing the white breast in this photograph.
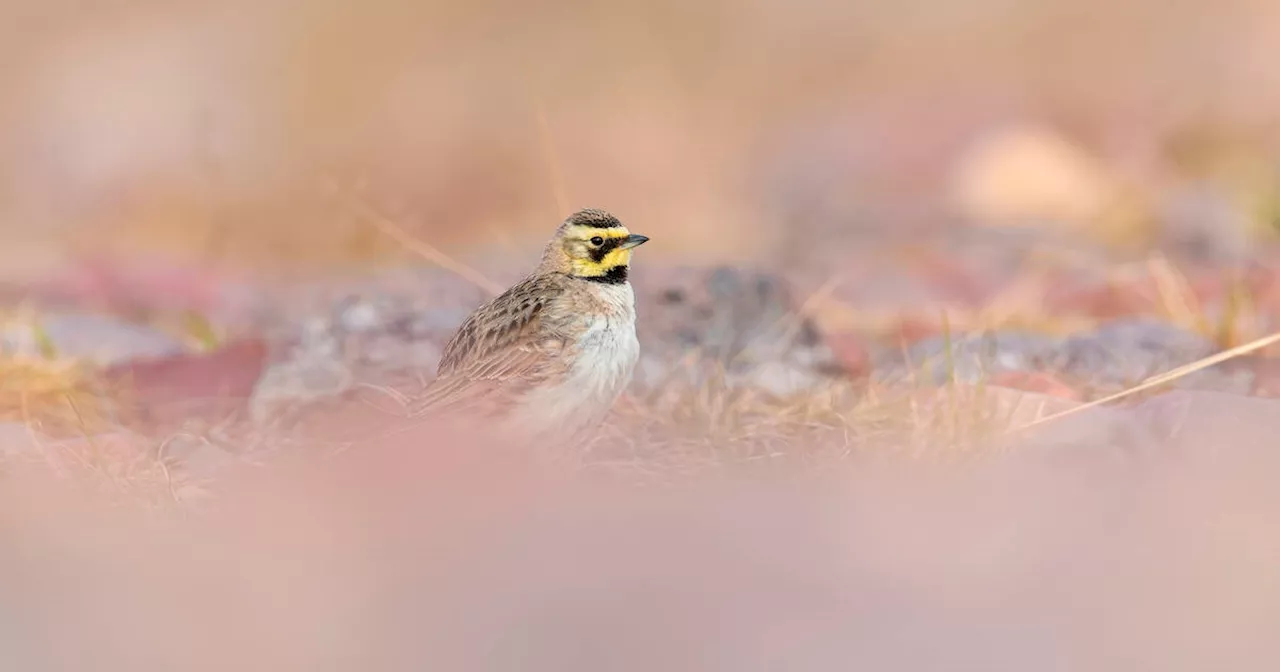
[514,283,640,436]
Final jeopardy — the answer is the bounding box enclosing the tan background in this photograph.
[2,0,1279,274]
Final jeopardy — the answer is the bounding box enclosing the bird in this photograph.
[409,208,650,444]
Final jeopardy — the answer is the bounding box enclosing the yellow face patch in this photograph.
[562,225,639,278]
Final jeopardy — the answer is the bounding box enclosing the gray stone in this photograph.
[875,319,1253,397]
[635,266,844,397]
[334,295,384,333]
[732,360,830,398]
[0,312,185,365]
[248,283,475,418]
[874,331,1062,385]
[1057,318,1222,392]
[249,352,353,422]
[1171,364,1256,396]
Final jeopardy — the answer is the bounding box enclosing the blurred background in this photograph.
[7,2,1280,669]
[4,0,1280,278]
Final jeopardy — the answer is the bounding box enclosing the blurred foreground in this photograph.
[3,413,1280,670]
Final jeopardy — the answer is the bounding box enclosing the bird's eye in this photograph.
[590,236,604,246]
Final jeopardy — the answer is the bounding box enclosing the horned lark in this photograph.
[410,208,649,441]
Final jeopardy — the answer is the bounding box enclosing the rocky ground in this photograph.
[4,228,1280,498]
[5,243,1280,670]
[5,226,1280,671]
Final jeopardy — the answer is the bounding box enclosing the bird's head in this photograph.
[539,208,649,284]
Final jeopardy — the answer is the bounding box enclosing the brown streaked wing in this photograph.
[410,277,568,417]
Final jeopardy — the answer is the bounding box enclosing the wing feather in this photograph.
[410,277,568,417]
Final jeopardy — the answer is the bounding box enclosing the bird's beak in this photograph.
[619,234,650,250]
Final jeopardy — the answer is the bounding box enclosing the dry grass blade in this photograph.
[1010,330,1280,434]
[323,178,503,296]
[1147,254,1206,334]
